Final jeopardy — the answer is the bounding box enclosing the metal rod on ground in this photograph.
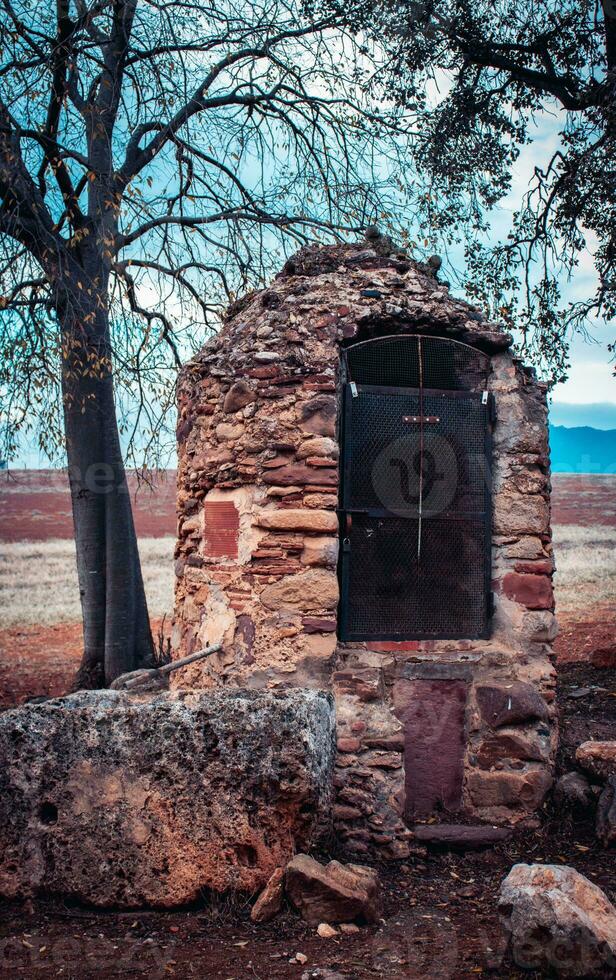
[111,643,223,691]
[157,643,222,676]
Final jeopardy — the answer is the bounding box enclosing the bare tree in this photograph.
[0,0,414,686]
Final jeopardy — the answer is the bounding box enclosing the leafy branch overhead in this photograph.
[304,0,616,378]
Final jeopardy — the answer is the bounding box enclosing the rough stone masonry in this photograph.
[173,239,558,860]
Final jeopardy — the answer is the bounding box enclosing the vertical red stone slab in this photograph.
[394,678,468,821]
[203,501,239,558]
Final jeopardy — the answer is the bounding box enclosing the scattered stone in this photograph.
[339,922,360,934]
[295,952,308,964]
[590,645,616,669]
[596,776,616,848]
[576,742,616,782]
[412,824,512,850]
[250,867,284,923]
[553,772,594,810]
[317,923,338,938]
[285,855,380,926]
[498,863,616,977]
[0,690,335,907]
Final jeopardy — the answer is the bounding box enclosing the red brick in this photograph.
[513,559,554,575]
[502,572,553,609]
[203,501,239,558]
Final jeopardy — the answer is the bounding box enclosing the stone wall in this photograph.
[174,240,557,859]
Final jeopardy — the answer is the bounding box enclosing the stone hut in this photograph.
[174,239,557,860]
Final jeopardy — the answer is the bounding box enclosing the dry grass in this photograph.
[0,524,613,629]
[0,537,175,628]
[553,524,616,611]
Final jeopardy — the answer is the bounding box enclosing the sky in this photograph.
[4,82,615,469]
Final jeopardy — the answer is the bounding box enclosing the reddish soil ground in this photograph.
[1,471,614,976]
[0,619,170,709]
[2,470,614,543]
[0,469,176,542]
[1,601,613,710]
[550,473,616,527]
[555,600,616,665]
[0,664,614,979]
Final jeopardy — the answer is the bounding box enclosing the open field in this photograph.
[0,471,614,704]
[0,537,175,628]
[0,469,176,543]
[2,470,616,544]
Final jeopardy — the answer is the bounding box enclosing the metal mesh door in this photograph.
[338,337,493,641]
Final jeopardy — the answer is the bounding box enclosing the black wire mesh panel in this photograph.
[339,514,489,640]
[342,387,489,518]
[344,335,490,391]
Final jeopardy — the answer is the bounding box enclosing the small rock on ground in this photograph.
[498,863,616,977]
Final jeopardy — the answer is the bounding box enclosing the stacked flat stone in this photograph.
[174,241,557,859]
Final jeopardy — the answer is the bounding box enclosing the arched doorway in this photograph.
[338,335,494,641]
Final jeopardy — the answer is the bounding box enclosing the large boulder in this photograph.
[498,863,616,977]
[285,854,380,926]
[0,689,335,907]
[576,742,616,782]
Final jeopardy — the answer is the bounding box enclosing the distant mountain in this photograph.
[550,402,616,430]
[549,425,616,474]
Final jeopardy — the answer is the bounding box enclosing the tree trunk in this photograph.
[59,294,154,688]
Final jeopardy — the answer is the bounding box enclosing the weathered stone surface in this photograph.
[285,855,380,926]
[467,769,552,810]
[297,437,339,460]
[260,569,339,613]
[476,682,549,729]
[255,509,338,533]
[223,380,255,414]
[502,572,553,609]
[498,863,616,977]
[301,536,339,568]
[262,463,338,486]
[250,867,284,923]
[413,824,511,850]
[597,777,616,847]
[299,395,337,436]
[553,772,594,810]
[576,742,616,782]
[0,690,336,907]
[476,729,550,769]
[493,493,549,536]
[394,679,468,819]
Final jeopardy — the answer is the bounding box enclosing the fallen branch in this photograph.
[109,643,222,691]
